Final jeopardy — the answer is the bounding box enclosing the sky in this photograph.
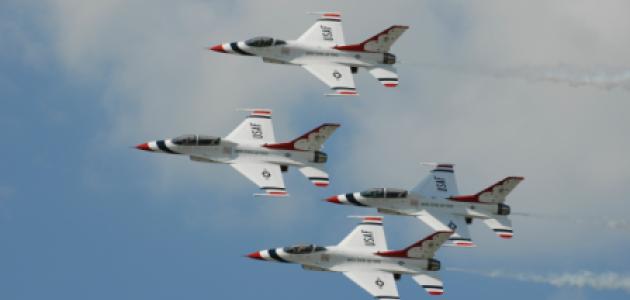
[1,0,630,299]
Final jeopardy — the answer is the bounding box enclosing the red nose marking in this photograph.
[428,291,444,295]
[135,143,152,151]
[325,196,341,204]
[209,44,226,53]
[247,251,263,260]
[499,233,513,239]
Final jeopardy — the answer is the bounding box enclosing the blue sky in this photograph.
[2,0,630,299]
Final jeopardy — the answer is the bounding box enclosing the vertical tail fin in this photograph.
[298,12,345,45]
[450,176,524,203]
[263,123,340,151]
[411,163,459,199]
[335,25,409,53]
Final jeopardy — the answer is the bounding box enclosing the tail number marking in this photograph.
[320,25,333,41]
[434,176,447,192]
[250,123,263,139]
[361,230,375,246]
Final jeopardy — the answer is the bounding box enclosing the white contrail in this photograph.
[511,212,630,232]
[493,65,630,91]
[447,268,630,293]
[406,63,630,91]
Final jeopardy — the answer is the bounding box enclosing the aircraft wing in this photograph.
[230,163,287,197]
[298,12,345,45]
[483,216,513,239]
[338,216,387,251]
[343,271,399,300]
[225,109,275,145]
[411,272,444,296]
[416,210,475,247]
[302,64,357,96]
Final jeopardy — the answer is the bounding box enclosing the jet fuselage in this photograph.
[137,136,326,168]
[329,190,510,221]
[213,39,396,68]
[249,245,440,275]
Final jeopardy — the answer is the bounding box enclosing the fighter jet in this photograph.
[326,164,524,247]
[247,216,452,298]
[209,12,408,96]
[135,109,339,197]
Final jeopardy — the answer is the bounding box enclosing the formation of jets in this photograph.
[135,12,526,299]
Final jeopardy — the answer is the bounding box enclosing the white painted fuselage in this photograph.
[330,191,506,221]
[139,137,325,168]
[251,245,438,275]
[215,40,394,68]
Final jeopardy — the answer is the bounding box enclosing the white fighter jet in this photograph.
[247,216,453,298]
[135,109,339,197]
[209,12,408,96]
[326,164,524,247]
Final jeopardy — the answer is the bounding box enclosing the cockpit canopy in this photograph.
[360,188,408,199]
[283,244,326,255]
[171,135,220,146]
[245,36,286,47]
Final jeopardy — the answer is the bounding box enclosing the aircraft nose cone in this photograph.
[325,195,341,204]
[209,44,226,53]
[246,251,264,260]
[135,143,152,151]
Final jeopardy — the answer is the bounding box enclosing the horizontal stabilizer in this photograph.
[368,66,399,87]
[298,166,330,187]
[412,273,444,296]
[483,216,513,239]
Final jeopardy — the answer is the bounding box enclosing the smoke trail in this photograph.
[492,65,630,91]
[447,268,630,293]
[511,212,630,232]
[405,63,630,91]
